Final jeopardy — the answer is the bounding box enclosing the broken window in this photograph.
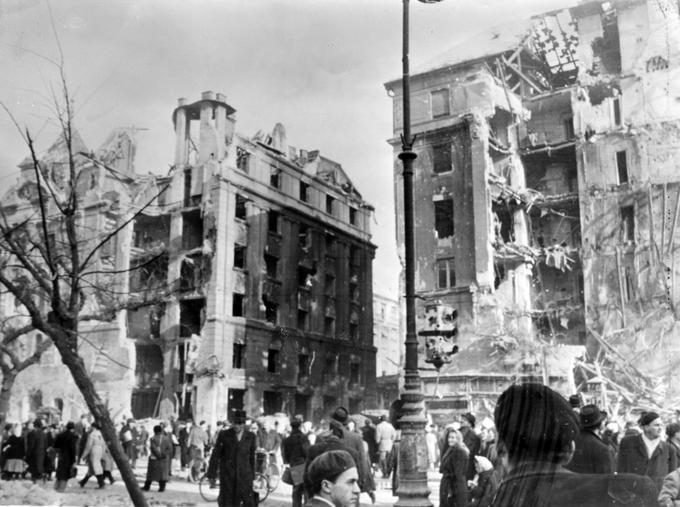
[616,150,628,184]
[298,353,309,380]
[263,391,282,415]
[324,356,337,382]
[297,309,308,331]
[183,168,192,207]
[263,295,278,324]
[269,168,280,189]
[349,362,361,386]
[299,224,311,249]
[434,198,454,238]
[234,244,246,269]
[431,89,450,118]
[232,293,244,317]
[620,205,635,243]
[324,316,335,337]
[236,147,250,172]
[232,343,245,369]
[267,349,280,373]
[326,195,334,215]
[299,181,309,202]
[563,116,575,140]
[349,207,357,226]
[613,96,622,126]
[325,273,336,295]
[433,143,452,174]
[349,322,358,341]
[179,253,204,292]
[179,298,205,338]
[182,209,203,250]
[235,194,247,220]
[135,343,163,388]
[436,258,456,289]
[298,265,314,288]
[264,253,278,279]
[268,210,279,233]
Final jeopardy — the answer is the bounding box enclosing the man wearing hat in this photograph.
[565,404,614,474]
[305,449,360,507]
[207,409,257,507]
[283,418,310,507]
[617,411,677,490]
[491,383,657,506]
[459,412,481,481]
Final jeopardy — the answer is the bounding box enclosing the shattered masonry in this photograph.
[1,91,377,425]
[385,0,680,422]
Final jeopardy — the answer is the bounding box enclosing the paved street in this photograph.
[0,458,443,506]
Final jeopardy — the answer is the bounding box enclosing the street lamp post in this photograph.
[396,1,440,506]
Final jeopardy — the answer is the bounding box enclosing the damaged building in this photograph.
[385,0,680,420]
[1,92,377,425]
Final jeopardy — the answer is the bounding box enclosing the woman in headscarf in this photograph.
[2,424,26,479]
[439,427,469,507]
[468,455,499,507]
[79,422,106,488]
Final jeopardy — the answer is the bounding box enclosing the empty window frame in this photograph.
[232,293,244,317]
[616,150,628,184]
[431,89,450,118]
[436,258,456,289]
[434,198,454,239]
[620,205,635,242]
[326,195,335,215]
[236,147,250,172]
[235,194,247,220]
[613,96,622,126]
[232,343,245,369]
[298,353,309,379]
[349,362,360,385]
[433,143,452,174]
[233,244,246,269]
[267,349,280,373]
[264,254,278,279]
[270,168,280,189]
[324,316,335,337]
[349,207,358,226]
[263,296,278,324]
[268,210,279,233]
[297,309,308,331]
[299,181,309,202]
[299,224,311,249]
[563,116,575,139]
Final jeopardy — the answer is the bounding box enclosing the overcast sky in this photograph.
[0,0,575,295]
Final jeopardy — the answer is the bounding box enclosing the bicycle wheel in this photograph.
[253,472,269,503]
[266,463,280,492]
[187,458,206,483]
[199,474,220,502]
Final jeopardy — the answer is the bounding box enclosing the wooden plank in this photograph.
[615,247,627,328]
[667,185,680,257]
[501,56,547,95]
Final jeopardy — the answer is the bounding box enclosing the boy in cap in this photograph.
[305,449,360,507]
[491,383,657,507]
[207,409,257,507]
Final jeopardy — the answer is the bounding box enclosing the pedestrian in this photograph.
[141,425,169,492]
[120,418,138,468]
[439,427,468,507]
[178,420,192,471]
[375,415,396,478]
[490,382,657,507]
[304,449,360,507]
[565,404,614,474]
[479,426,498,467]
[468,455,498,507]
[283,418,310,507]
[617,411,677,490]
[163,422,178,477]
[360,419,378,473]
[206,409,257,507]
[459,412,481,481]
[659,466,680,506]
[426,424,439,470]
[53,421,79,492]
[666,422,680,465]
[188,419,209,476]
[137,423,149,458]
[2,424,26,480]
[79,422,107,489]
[25,418,47,483]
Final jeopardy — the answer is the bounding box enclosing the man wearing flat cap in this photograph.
[491,383,657,507]
[617,411,677,490]
[565,404,614,474]
[207,409,257,507]
[305,449,360,507]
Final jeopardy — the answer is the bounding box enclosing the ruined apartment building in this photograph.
[129,92,377,425]
[385,0,680,419]
[0,93,377,425]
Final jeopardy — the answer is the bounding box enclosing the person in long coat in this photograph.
[617,411,677,491]
[79,422,106,488]
[207,410,257,507]
[439,427,469,507]
[460,413,481,481]
[282,419,309,507]
[143,425,170,492]
[2,424,26,479]
[54,421,79,491]
[25,419,47,482]
[565,405,614,474]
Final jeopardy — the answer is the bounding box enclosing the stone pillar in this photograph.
[469,116,493,288]
[174,98,189,168]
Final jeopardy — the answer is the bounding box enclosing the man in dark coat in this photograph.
[25,419,47,482]
[207,409,257,507]
[565,404,614,474]
[491,383,658,507]
[143,425,171,492]
[617,411,677,491]
[54,421,79,491]
[460,412,481,481]
[282,418,310,507]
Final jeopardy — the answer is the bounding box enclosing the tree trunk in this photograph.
[0,370,17,425]
[53,333,148,507]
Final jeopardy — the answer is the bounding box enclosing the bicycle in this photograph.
[187,455,209,483]
[198,472,271,504]
[256,449,280,493]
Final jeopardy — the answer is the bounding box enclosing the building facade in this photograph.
[385,0,680,420]
[1,92,378,425]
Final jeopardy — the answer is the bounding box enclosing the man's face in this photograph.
[325,467,360,507]
[233,421,245,433]
[459,418,470,429]
[644,419,664,439]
